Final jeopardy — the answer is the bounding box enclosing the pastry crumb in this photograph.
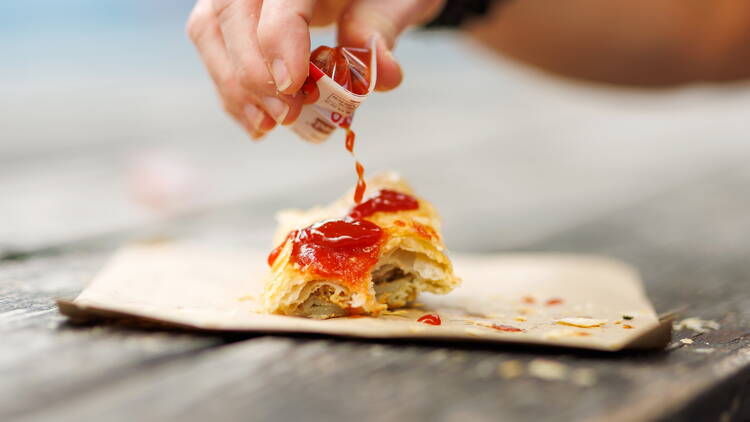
[556,317,607,328]
[674,317,720,333]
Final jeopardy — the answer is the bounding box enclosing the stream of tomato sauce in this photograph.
[345,128,367,204]
[310,45,372,204]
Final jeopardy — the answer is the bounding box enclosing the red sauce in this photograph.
[545,298,564,306]
[348,189,420,220]
[267,231,295,266]
[310,46,371,95]
[267,241,285,266]
[342,127,366,204]
[417,314,442,325]
[491,324,524,332]
[522,296,536,305]
[354,160,366,204]
[412,221,439,241]
[394,220,406,227]
[289,218,384,284]
[345,128,355,153]
[310,45,373,204]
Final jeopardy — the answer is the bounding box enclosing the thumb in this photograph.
[337,0,445,91]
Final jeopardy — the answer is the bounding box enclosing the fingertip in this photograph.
[237,114,266,141]
[375,43,403,91]
[281,97,304,126]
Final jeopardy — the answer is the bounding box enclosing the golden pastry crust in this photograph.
[263,171,460,318]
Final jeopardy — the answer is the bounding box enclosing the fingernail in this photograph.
[270,59,292,92]
[243,103,265,132]
[262,96,289,124]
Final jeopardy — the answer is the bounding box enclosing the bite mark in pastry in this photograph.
[263,172,460,319]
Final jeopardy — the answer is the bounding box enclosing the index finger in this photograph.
[257,0,317,94]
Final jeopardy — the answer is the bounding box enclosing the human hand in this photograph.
[187,0,444,140]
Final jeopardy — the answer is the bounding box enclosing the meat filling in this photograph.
[292,285,349,319]
[293,265,419,318]
[372,265,418,308]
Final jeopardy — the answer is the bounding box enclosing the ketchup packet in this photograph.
[291,38,377,143]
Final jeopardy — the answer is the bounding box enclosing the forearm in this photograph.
[434,0,750,86]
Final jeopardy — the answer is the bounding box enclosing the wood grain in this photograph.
[0,251,227,420]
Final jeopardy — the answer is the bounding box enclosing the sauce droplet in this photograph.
[491,324,524,332]
[545,298,564,306]
[417,314,442,325]
[412,221,439,241]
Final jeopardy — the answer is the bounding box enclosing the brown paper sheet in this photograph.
[58,243,671,351]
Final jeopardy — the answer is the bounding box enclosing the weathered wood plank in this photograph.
[0,251,232,420]
[10,162,750,422]
[521,164,750,421]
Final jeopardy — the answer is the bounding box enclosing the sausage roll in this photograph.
[263,171,460,318]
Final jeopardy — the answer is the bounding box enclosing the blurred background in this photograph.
[3,0,750,256]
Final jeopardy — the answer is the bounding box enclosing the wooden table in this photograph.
[2,16,749,421]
